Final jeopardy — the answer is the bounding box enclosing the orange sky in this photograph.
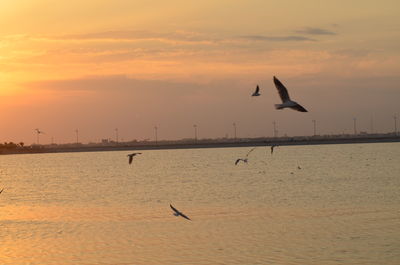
[1,0,399,144]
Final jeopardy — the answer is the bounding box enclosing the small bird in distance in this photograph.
[235,158,248,165]
[235,147,257,165]
[270,144,278,155]
[170,204,191,220]
[127,152,142,164]
[251,85,261,97]
[273,76,308,112]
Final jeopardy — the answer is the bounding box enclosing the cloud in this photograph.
[294,27,336,35]
[333,48,371,58]
[36,30,219,44]
[34,29,319,45]
[25,75,203,97]
[237,35,315,42]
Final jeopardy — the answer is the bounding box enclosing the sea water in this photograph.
[0,143,399,264]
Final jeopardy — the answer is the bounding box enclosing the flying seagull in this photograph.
[271,144,278,155]
[235,158,248,165]
[235,147,257,165]
[127,152,142,164]
[246,147,257,157]
[170,204,191,220]
[251,85,261,96]
[273,76,308,112]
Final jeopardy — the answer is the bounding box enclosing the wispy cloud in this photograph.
[237,35,315,42]
[30,30,320,44]
[294,27,336,35]
[25,75,202,95]
[34,30,219,45]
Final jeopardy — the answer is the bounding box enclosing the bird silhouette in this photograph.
[273,76,307,112]
[170,204,191,220]
[127,152,142,164]
[252,85,261,96]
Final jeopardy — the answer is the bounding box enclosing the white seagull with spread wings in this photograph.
[273,76,308,112]
[170,204,191,220]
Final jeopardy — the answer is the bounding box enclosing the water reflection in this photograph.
[0,143,399,264]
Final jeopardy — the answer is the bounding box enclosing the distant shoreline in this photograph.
[1,134,399,155]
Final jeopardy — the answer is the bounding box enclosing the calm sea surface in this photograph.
[0,143,399,265]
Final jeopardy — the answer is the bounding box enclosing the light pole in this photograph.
[154,126,158,144]
[232,122,237,140]
[193,124,197,141]
[35,128,44,145]
[272,121,277,137]
[312,119,317,136]
[370,116,374,134]
[75,129,79,144]
[353,118,357,135]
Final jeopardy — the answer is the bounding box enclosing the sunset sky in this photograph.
[1,0,399,144]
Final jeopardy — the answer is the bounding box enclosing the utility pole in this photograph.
[273,121,277,137]
[353,118,357,135]
[193,124,198,141]
[154,126,158,144]
[370,116,374,134]
[312,119,317,136]
[75,129,79,144]
[232,122,237,140]
[35,128,44,144]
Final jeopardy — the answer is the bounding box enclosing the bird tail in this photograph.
[275,104,284,110]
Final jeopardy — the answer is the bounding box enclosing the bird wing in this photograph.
[273,76,291,102]
[246,147,257,157]
[290,103,308,112]
[179,212,191,220]
[170,204,180,214]
[128,155,133,164]
[0,188,3,194]
[255,85,260,94]
[271,146,275,154]
[235,159,241,165]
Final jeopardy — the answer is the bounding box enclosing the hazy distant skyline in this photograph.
[1,1,399,144]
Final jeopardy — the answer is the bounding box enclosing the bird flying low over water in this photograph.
[235,147,257,165]
[170,204,191,220]
[127,152,142,164]
[271,144,278,154]
[235,158,248,165]
[252,85,261,96]
[273,76,308,112]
